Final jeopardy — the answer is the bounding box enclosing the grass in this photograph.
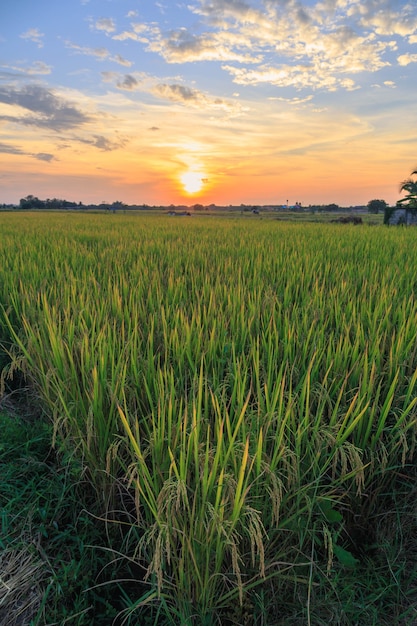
[1,212,417,623]
[0,403,128,625]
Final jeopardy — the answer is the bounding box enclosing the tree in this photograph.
[367,199,387,213]
[111,200,126,213]
[398,169,417,208]
[384,169,417,224]
[19,195,44,209]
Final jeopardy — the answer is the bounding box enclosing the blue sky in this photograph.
[1,0,417,205]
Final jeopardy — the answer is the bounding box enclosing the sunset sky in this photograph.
[1,0,417,206]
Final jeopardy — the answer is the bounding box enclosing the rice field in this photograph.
[1,211,417,624]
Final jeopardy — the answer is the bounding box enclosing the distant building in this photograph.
[386,207,417,225]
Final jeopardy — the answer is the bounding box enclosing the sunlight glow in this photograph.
[180,171,205,194]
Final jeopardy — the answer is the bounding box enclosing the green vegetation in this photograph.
[367,199,387,214]
[398,169,417,208]
[1,213,417,624]
[0,406,125,624]
[384,170,417,224]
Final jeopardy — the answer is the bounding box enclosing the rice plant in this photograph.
[2,212,417,623]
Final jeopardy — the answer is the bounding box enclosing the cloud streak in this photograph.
[152,82,243,113]
[0,141,56,162]
[1,61,52,76]
[100,70,247,115]
[76,134,128,151]
[0,84,90,130]
[0,142,25,155]
[20,28,44,48]
[65,41,132,66]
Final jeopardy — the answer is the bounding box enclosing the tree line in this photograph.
[17,196,134,211]
[14,169,417,214]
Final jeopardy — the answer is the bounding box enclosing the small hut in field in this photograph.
[385,206,417,226]
[386,169,417,225]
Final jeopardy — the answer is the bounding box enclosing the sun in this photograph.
[180,171,205,194]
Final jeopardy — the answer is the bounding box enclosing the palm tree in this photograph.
[391,169,417,225]
[398,169,417,208]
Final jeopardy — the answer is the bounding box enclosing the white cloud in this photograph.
[101,71,150,92]
[26,61,52,75]
[398,53,417,66]
[152,82,242,113]
[353,1,417,37]
[190,0,272,29]
[268,95,315,105]
[94,18,117,34]
[148,28,263,63]
[222,62,360,91]
[65,41,132,66]
[20,28,44,48]
[100,69,246,116]
[113,22,160,44]
[113,54,132,67]
[1,61,52,76]
[65,42,110,59]
[113,31,142,42]
[122,0,411,92]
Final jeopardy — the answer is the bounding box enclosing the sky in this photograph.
[1,0,417,207]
